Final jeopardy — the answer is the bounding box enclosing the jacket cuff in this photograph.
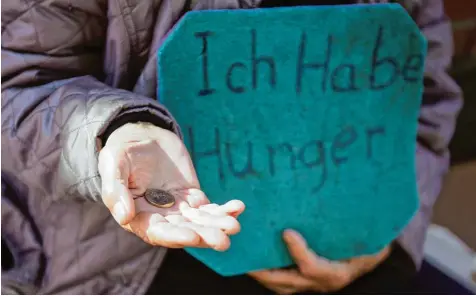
[99,107,182,147]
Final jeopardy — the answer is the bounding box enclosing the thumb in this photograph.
[98,145,136,225]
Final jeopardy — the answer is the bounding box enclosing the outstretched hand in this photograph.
[98,122,245,251]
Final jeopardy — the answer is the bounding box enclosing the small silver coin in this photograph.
[144,189,176,208]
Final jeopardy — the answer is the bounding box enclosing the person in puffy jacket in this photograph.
[1,0,462,294]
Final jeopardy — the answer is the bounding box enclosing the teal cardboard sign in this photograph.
[158,4,425,276]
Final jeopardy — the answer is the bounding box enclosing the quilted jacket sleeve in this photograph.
[415,0,462,154]
[2,76,180,203]
[1,3,180,203]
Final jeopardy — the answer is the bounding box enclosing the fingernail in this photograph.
[186,189,208,207]
[186,194,202,208]
[113,202,127,224]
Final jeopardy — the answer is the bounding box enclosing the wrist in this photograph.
[105,122,166,147]
[100,110,178,149]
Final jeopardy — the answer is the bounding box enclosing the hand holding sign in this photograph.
[249,230,391,294]
[98,122,245,251]
[159,4,425,275]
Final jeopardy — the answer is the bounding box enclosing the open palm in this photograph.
[98,123,244,251]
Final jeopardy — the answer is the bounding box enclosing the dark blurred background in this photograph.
[446,1,476,166]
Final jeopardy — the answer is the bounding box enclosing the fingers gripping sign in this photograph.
[98,122,246,251]
[249,230,390,294]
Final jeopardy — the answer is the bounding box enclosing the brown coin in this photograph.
[144,189,176,208]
